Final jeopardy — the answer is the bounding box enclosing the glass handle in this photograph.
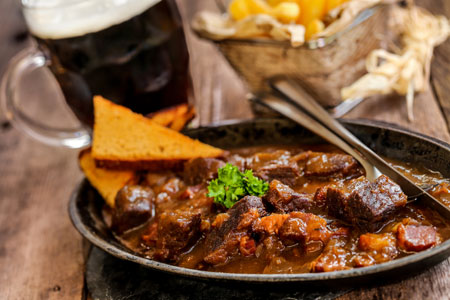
[1,48,91,149]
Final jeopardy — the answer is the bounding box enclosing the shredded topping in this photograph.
[341,4,450,121]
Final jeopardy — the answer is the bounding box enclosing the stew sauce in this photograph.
[105,145,450,274]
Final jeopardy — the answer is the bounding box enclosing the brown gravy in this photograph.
[105,145,450,274]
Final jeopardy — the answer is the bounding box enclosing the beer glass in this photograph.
[1,0,192,148]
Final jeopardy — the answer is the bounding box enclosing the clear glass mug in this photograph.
[1,0,192,148]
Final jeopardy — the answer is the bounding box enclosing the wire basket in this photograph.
[198,1,390,110]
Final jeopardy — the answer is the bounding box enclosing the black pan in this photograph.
[69,118,450,286]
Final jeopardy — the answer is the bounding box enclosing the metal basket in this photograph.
[198,1,390,111]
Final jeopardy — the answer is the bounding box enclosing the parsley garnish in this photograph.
[207,163,269,208]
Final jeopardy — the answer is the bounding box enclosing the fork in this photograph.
[250,76,450,219]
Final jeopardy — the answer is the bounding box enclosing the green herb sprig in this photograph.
[207,163,269,208]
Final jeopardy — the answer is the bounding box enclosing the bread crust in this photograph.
[91,96,225,171]
[95,158,186,171]
[79,148,136,207]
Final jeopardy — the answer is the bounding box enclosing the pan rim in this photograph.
[69,118,450,282]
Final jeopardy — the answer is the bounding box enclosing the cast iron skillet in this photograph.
[69,118,450,286]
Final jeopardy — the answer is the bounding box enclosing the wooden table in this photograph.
[0,0,449,299]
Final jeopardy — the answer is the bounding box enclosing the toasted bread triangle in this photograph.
[79,149,135,207]
[92,96,224,170]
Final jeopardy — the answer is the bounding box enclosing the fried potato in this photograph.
[229,0,251,20]
[272,2,301,23]
[297,0,326,26]
[305,18,325,40]
[247,0,272,15]
[147,103,195,131]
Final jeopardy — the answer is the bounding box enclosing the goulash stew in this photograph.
[104,145,450,274]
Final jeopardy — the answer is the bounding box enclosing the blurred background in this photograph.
[0,0,449,299]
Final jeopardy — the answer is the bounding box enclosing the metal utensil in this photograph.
[253,92,364,118]
[72,118,450,284]
[251,93,379,181]
[327,97,365,118]
[196,1,387,109]
[257,76,450,219]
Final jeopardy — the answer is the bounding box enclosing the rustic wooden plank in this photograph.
[344,0,450,142]
[0,112,85,300]
[344,90,450,142]
[338,1,450,299]
[337,259,450,300]
[0,0,85,299]
[429,0,450,131]
[0,0,449,300]
[432,48,450,131]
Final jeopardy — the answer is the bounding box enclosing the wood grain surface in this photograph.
[430,0,450,131]
[0,0,448,299]
[0,0,86,299]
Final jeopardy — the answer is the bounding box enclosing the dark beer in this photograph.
[25,0,191,127]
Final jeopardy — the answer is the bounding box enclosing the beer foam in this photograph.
[23,0,162,39]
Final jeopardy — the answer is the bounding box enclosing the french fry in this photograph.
[272,2,301,23]
[246,0,272,15]
[169,106,196,132]
[297,0,326,26]
[229,0,251,20]
[305,18,325,40]
[147,103,195,130]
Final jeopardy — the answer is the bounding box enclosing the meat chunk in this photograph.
[179,184,204,200]
[290,151,311,163]
[264,180,313,213]
[254,211,331,247]
[304,152,363,179]
[352,254,376,268]
[326,175,407,231]
[356,233,398,266]
[359,233,396,252]
[254,235,286,264]
[279,212,332,246]
[247,150,292,169]
[255,163,300,187]
[112,185,154,233]
[159,178,183,195]
[430,182,450,198]
[313,186,328,207]
[211,213,230,228]
[204,196,266,265]
[430,182,450,207]
[141,222,159,246]
[153,210,202,262]
[225,154,247,171]
[253,214,289,235]
[182,158,225,185]
[311,239,351,272]
[334,225,352,235]
[397,224,439,252]
[239,236,257,256]
[243,150,300,186]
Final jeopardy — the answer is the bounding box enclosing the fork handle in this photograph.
[251,94,378,180]
[268,76,450,219]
